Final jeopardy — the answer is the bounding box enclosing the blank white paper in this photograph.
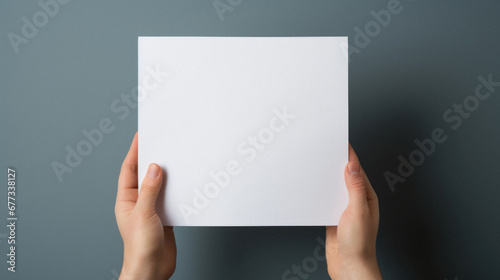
[138,36,348,226]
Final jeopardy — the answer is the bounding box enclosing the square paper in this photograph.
[138,36,348,226]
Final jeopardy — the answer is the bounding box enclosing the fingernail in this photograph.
[347,161,360,175]
[147,164,160,179]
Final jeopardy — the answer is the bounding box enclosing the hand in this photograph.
[115,133,176,280]
[326,144,382,279]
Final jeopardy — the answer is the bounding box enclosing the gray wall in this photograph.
[1,0,499,279]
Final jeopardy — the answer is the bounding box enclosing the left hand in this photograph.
[115,132,176,280]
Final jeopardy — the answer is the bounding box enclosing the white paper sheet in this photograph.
[138,36,348,226]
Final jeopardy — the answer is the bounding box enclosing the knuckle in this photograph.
[140,180,158,193]
[121,162,137,174]
[349,178,366,191]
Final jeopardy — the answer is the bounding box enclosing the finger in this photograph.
[136,163,163,212]
[117,132,139,206]
[325,226,338,247]
[365,176,379,219]
[163,226,176,249]
[349,144,379,218]
[345,144,369,213]
[348,143,359,162]
[325,226,338,262]
[162,226,177,275]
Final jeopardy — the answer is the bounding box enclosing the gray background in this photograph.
[1,0,499,279]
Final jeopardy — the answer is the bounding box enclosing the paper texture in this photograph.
[138,36,348,226]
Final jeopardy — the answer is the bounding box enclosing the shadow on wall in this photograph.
[352,83,451,279]
[174,226,330,280]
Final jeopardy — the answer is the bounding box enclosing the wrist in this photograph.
[120,264,171,280]
[333,257,382,280]
[120,253,172,280]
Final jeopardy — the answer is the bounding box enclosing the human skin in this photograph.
[325,145,382,279]
[115,134,381,279]
[115,133,176,280]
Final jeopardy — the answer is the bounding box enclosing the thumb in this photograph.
[136,163,163,212]
[344,161,369,214]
